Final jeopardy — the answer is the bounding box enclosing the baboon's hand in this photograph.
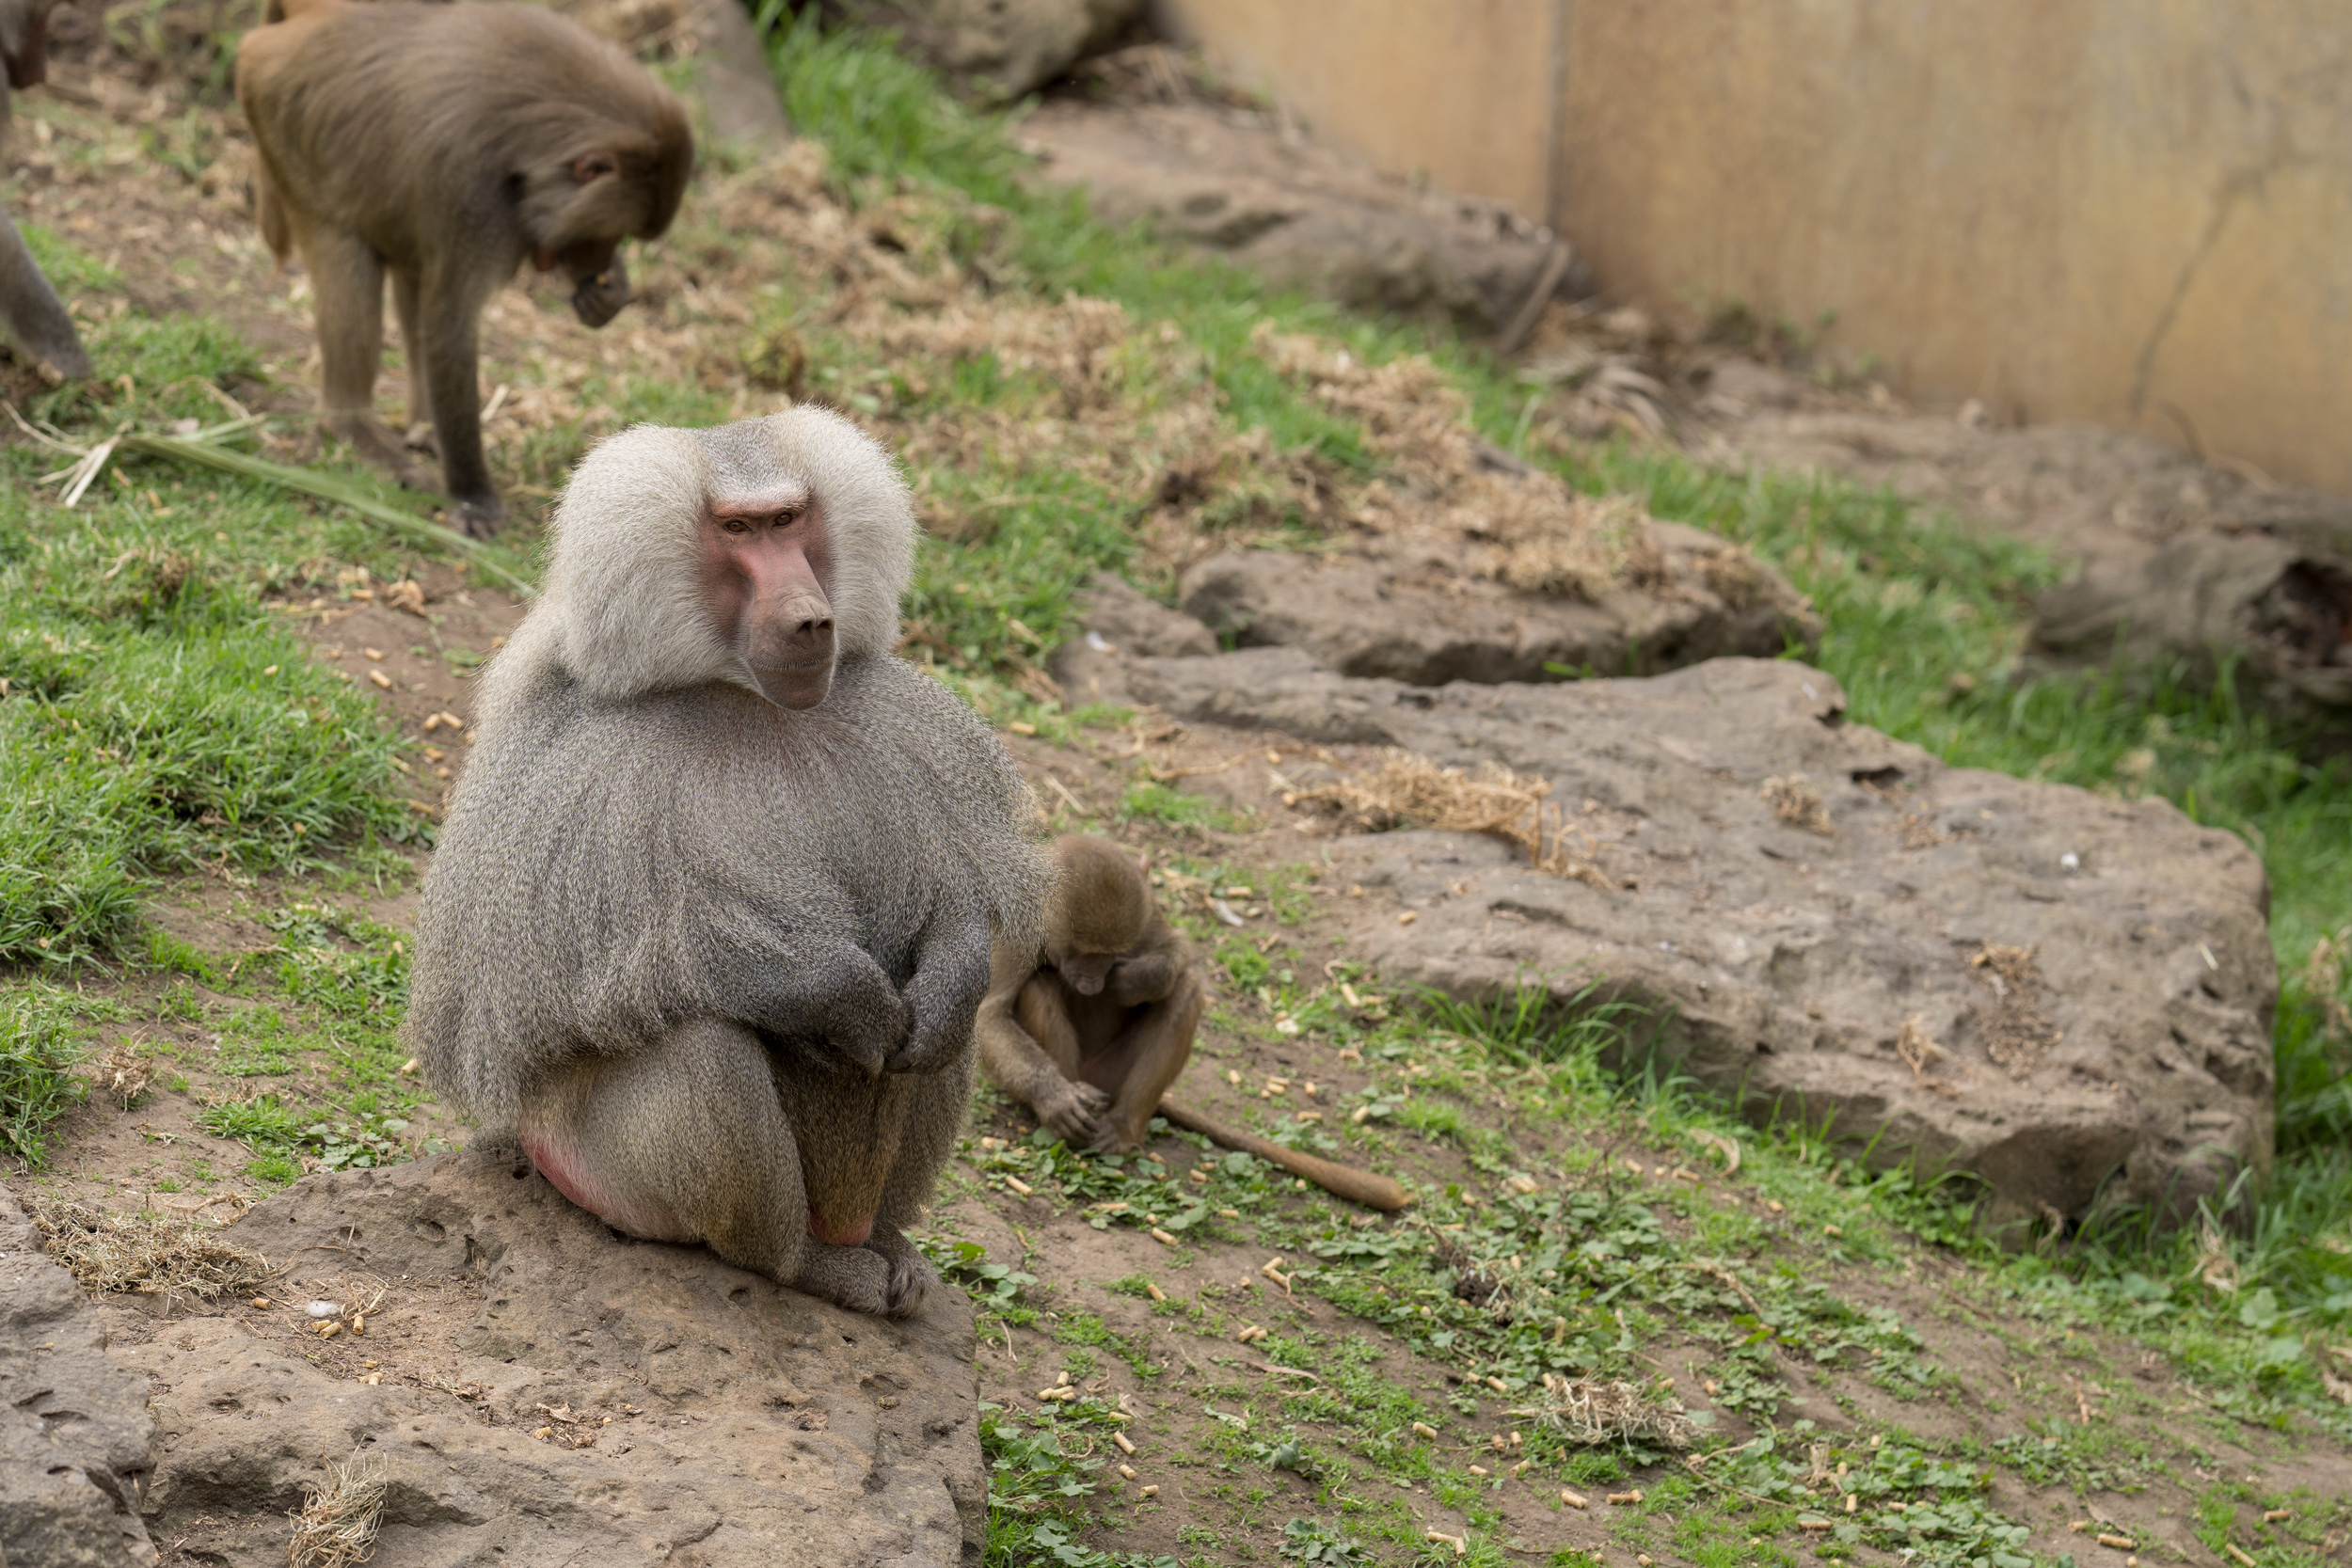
[1104,951,1179,1006]
[450,493,508,539]
[1086,1117,1145,1156]
[741,940,910,1074]
[820,986,912,1075]
[888,900,993,1074]
[1039,1081,1110,1147]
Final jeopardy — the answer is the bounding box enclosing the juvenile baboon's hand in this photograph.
[1104,952,1178,1006]
[1086,1117,1145,1156]
[1038,1081,1110,1148]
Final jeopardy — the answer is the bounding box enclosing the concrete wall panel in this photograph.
[1159,0,2352,496]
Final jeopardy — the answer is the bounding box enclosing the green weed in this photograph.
[0,988,92,1164]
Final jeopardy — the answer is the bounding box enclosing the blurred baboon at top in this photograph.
[0,0,92,382]
[236,0,691,535]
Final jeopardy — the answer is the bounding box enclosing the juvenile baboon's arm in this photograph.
[976,942,1108,1145]
[1097,965,1203,1154]
[1103,947,1180,1006]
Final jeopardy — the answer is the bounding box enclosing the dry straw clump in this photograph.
[1760,774,1833,835]
[83,1039,154,1109]
[1289,750,1613,891]
[1519,1373,1698,1449]
[288,1453,389,1568]
[1895,1016,1946,1080]
[1971,942,2061,1075]
[1253,325,1681,603]
[33,1200,269,1305]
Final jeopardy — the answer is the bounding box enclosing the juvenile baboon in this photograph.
[405,409,1048,1319]
[981,834,1413,1210]
[236,0,692,535]
[978,835,1205,1154]
[0,0,91,381]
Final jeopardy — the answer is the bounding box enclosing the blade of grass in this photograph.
[119,435,537,598]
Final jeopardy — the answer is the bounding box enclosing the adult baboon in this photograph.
[405,409,1048,1318]
[236,0,691,535]
[0,0,91,381]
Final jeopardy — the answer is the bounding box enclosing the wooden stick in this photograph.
[1496,239,1576,357]
[1160,1096,1412,1212]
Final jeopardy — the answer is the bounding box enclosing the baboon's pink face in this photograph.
[698,487,836,709]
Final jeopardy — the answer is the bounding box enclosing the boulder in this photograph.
[1116,646,2275,1238]
[119,1151,984,1567]
[1018,97,1573,331]
[2032,530,2352,729]
[554,0,792,151]
[1050,572,1222,710]
[1178,522,1815,686]
[1071,571,1220,661]
[0,1190,157,1568]
[878,0,1142,101]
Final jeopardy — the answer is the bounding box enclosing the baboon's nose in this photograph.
[780,596,834,655]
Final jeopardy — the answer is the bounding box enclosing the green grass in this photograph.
[0,987,94,1163]
[0,305,444,964]
[963,965,2352,1563]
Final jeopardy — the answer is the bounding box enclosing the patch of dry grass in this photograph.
[1518,1373,1698,1449]
[1290,750,1615,891]
[32,1199,269,1303]
[287,1453,388,1568]
[1254,325,1714,605]
[1760,774,1833,835]
[1972,942,2061,1075]
[80,1040,153,1110]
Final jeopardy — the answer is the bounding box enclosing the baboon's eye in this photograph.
[723,517,752,534]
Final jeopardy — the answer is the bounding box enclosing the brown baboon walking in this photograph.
[236,0,692,534]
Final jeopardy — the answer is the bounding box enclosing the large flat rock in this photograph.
[1020,97,1567,330]
[1180,523,1813,686]
[1120,647,2275,1236]
[119,1151,983,1566]
[2033,529,2352,730]
[0,1192,157,1568]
